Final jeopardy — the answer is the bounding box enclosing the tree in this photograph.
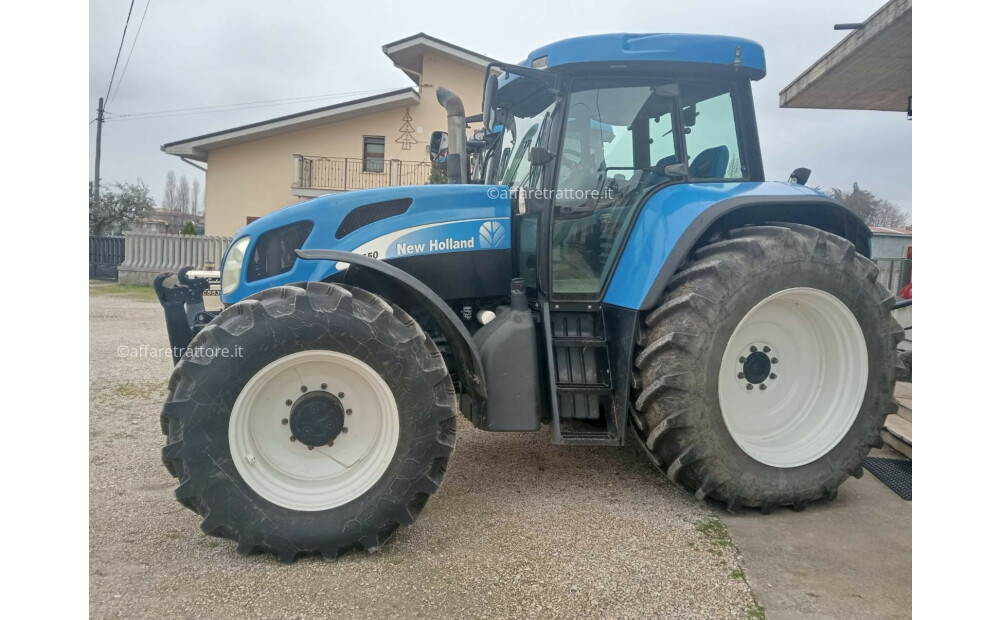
[177,175,191,214]
[181,221,197,235]
[191,179,201,214]
[90,179,154,237]
[825,182,909,229]
[428,162,447,184]
[163,171,178,210]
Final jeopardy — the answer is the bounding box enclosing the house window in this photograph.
[363,136,385,173]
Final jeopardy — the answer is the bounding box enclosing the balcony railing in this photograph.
[292,155,432,192]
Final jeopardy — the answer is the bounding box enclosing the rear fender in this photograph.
[604,184,871,310]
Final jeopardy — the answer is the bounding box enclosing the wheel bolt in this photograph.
[737,372,745,379]
[346,409,353,415]
[327,441,334,447]
[307,445,314,450]
[750,345,757,353]
[300,385,307,393]
[739,356,746,363]
[281,418,288,425]
[763,346,770,353]
[770,373,777,380]
[759,384,767,391]
[285,399,292,407]
[338,392,345,399]
[746,384,753,391]
[321,383,328,390]
[290,436,297,442]
[342,427,349,434]
[771,358,778,364]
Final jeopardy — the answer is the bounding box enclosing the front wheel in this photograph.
[160,282,456,562]
[632,224,902,512]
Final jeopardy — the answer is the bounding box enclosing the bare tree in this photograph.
[825,182,909,229]
[191,179,201,214]
[177,175,191,214]
[163,171,178,211]
[90,180,154,236]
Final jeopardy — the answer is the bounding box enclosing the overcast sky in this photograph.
[89,0,911,216]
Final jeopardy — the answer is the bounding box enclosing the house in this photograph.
[128,208,205,235]
[162,33,494,236]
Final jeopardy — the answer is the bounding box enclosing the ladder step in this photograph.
[556,383,613,394]
[551,336,607,347]
[558,430,619,445]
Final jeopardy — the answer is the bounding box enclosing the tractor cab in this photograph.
[476,34,765,302]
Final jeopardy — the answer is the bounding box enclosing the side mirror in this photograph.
[483,73,498,132]
[529,146,554,166]
[789,167,811,185]
[429,131,448,162]
[682,104,698,127]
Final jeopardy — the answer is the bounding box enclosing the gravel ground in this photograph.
[90,290,758,620]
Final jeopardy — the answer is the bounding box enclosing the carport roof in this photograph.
[779,0,911,112]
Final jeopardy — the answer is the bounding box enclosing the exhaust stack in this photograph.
[436,87,467,184]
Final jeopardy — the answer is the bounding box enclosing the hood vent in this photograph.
[335,198,413,239]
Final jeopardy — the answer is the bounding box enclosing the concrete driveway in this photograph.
[720,448,911,620]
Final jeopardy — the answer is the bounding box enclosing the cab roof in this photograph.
[516,33,766,79]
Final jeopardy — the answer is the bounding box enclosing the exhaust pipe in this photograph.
[436,87,467,184]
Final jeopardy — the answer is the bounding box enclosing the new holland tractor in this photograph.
[155,33,901,562]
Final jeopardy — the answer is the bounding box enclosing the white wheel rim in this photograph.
[229,350,399,511]
[718,287,868,468]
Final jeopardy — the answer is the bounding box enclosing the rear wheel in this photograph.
[161,282,456,562]
[632,224,903,512]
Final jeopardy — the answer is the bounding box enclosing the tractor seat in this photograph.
[689,145,729,179]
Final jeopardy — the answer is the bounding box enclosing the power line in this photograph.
[104,87,407,122]
[104,0,137,103]
[108,0,153,108]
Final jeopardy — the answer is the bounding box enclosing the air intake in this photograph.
[335,198,413,239]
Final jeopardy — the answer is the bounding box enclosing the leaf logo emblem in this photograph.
[478,221,506,249]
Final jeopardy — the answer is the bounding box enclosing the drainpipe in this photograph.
[436,87,467,184]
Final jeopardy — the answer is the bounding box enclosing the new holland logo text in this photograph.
[396,237,475,255]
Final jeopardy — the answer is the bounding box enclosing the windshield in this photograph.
[485,78,557,189]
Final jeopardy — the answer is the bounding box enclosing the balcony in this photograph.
[292,155,432,197]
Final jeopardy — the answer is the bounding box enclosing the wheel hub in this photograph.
[742,351,772,384]
[289,391,345,447]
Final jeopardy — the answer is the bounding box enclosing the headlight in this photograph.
[221,236,250,295]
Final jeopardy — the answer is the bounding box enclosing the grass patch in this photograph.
[89,281,158,302]
[732,570,744,579]
[114,382,164,400]
[747,605,766,619]
[695,518,732,548]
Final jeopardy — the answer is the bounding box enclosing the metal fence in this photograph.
[89,236,126,280]
[874,258,912,296]
[293,155,431,191]
[117,232,232,285]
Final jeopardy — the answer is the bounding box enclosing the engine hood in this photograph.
[222,184,511,304]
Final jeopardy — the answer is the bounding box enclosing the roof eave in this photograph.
[161,88,420,158]
[382,33,494,77]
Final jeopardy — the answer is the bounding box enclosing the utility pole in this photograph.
[94,97,104,205]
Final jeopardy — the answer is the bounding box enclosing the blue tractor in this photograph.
[156,33,901,562]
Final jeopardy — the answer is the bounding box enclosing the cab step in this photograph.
[543,303,621,445]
